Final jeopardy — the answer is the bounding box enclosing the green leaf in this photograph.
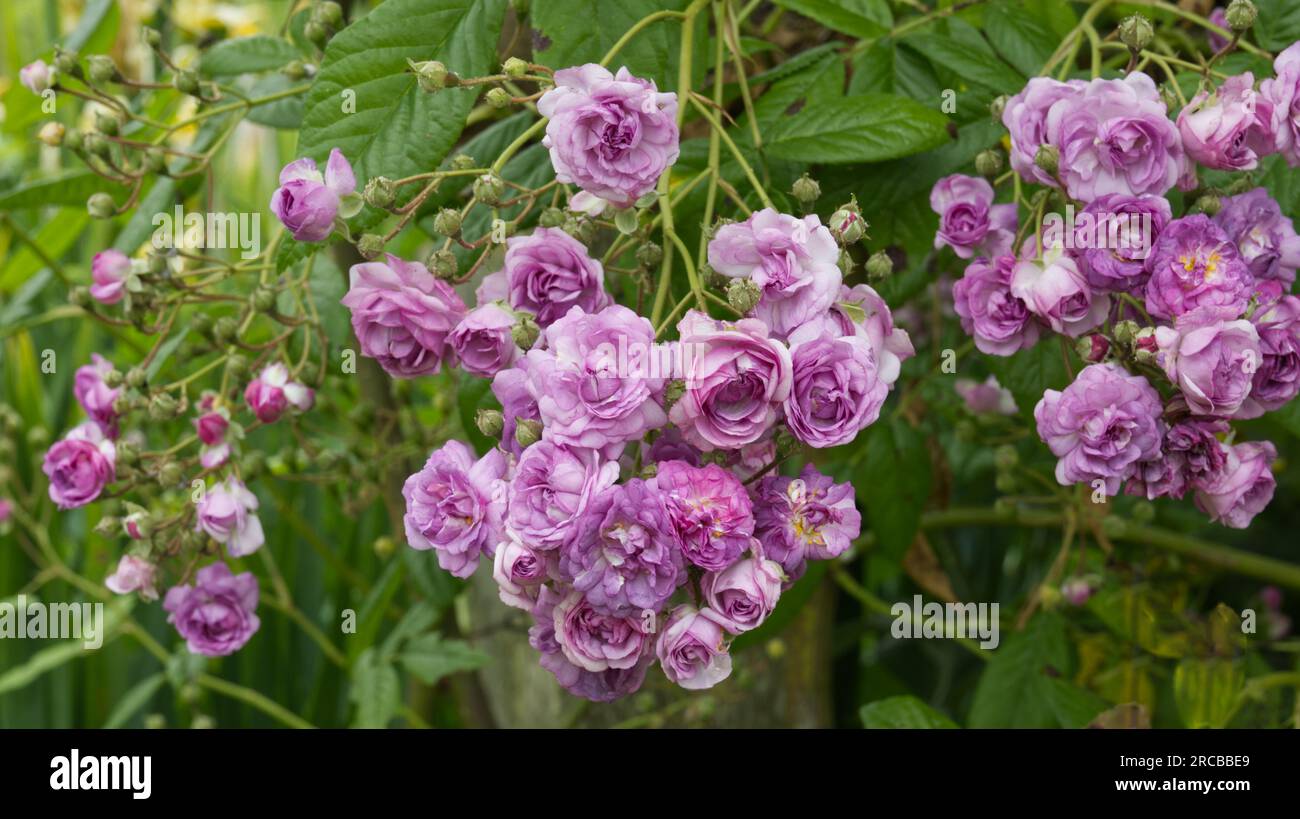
[969,612,1074,728]
[1174,658,1245,728]
[0,209,88,292]
[857,418,931,559]
[102,673,166,729]
[244,73,306,129]
[773,0,889,39]
[984,0,1058,77]
[532,0,699,91]
[906,19,1025,94]
[349,648,401,727]
[398,633,488,685]
[1046,677,1110,728]
[0,172,128,211]
[765,95,950,164]
[1254,0,1300,52]
[860,695,959,728]
[200,35,301,76]
[297,0,508,198]
[984,340,1071,421]
[748,50,845,132]
[848,38,941,100]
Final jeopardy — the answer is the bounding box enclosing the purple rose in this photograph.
[1262,43,1300,167]
[1011,254,1109,337]
[1154,305,1261,417]
[656,459,755,572]
[1033,363,1164,495]
[1003,77,1086,187]
[490,360,540,457]
[955,375,1018,415]
[163,563,260,657]
[342,253,468,377]
[668,310,793,451]
[1045,73,1184,201]
[561,478,683,614]
[19,59,54,94]
[783,324,886,448]
[524,304,666,458]
[1239,290,1300,416]
[643,425,701,466]
[195,478,265,558]
[528,586,652,702]
[1194,440,1277,528]
[503,227,610,328]
[550,587,651,672]
[105,555,158,602]
[930,174,1017,259]
[1074,194,1172,293]
[449,302,520,377]
[752,464,861,581]
[90,249,130,305]
[402,440,507,578]
[493,537,549,611]
[1127,418,1230,500]
[1212,188,1300,285]
[1178,74,1275,171]
[505,441,619,551]
[708,209,842,340]
[656,604,732,690]
[700,557,783,635]
[1208,8,1231,51]
[43,422,115,509]
[952,255,1040,356]
[792,283,914,387]
[269,148,355,242]
[243,362,313,424]
[74,354,120,437]
[537,64,679,209]
[1143,215,1253,319]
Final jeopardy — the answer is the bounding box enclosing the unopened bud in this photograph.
[173,69,200,95]
[1078,333,1110,363]
[1134,328,1158,362]
[1226,0,1256,31]
[53,48,80,77]
[142,26,162,48]
[252,287,277,312]
[410,59,449,91]
[990,94,1009,122]
[125,367,148,389]
[83,131,110,159]
[636,242,663,268]
[37,122,66,147]
[514,418,542,448]
[1195,194,1222,216]
[791,174,820,205]
[473,173,505,205]
[148,392,179,421]
[726,277,761,313]
[226,353,249,379]
[511,312,540,349]
[357,233,385,260]
[975,149,1003,178]
[1061,577,1094,606]
[475,408,504,438]
[993,445,1019,471]
[283,59,308,81]
[304,20,329,48]
[212,315,240,343]
[1118,14,1154,52]
[503,57,528,79]
[1112,319,1139,345]
[373,535,396,559]
[363,176,396,209]
[143,147,167,174]
[433,207,462,237]
[865,250,893,280]
[63,128,84,152]
[1034,143,1060,176]
[451,153,476,171]
[485,87,511,109]
[538,207,564,228]
[86,55,118,85]
[663,379,685,411]
[428,249,458,279]
[94,516,120,538]
[829,203,866,244]
[157,461,183,487]
[87,192,116,219]
[317,0,344,27]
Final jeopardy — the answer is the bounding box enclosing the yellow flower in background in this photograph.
[173,0,267,37]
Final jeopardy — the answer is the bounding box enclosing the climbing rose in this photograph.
[269,148,355,242]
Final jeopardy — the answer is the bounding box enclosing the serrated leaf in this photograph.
[906,19,1025,94]
[298,0,507,198]
[856,418,931,559]
[983,1,1058,78]
[773,0,889,39]
[349,648,401,728]
[0,172,128,211]
[200,35,301,76]
[244,73,306,129]
[532,0,699,91]
[748,50,845,132]
[398,633,487,685]
[969,612,1074,728]
[860,695,959,728]
[1254,0,1300,52]
[765,95,950,164]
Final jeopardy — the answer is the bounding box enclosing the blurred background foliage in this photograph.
[2,0,1299,728]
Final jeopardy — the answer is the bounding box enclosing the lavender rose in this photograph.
[955,375,1018,415]
[930,174,1017,259]
[656,459,755,572]
[1003,77,1086,187]
[269,148,355,242]
[243,362,313,423]
[1046,73,1184,201]
[163,563,260,657]
[74,354,120,437]
[402,440,507,578]
[792,283,914,388]
[783,324,886,448]
[1155,305,1261,417]
[90,249,131,305]
[561,479,683,614]
[105,555,158,602]
[341,253,467,377]
[1011,253,1109,338]
[1194,441,1278,528]
[528,586,652,702]
[701,556,784,635]
[1262,43,1300,167]
[669,310,793,450]
[1178,73,1275,171]
[195,478,265,558]
[490,359,540,457]
[657,604,733,690]
[1144,215,1254,319]
[952,255,1040,356]
[1033,363,1164,495]
[550,587,651,672]
[505,441,619,551]
[503,227,610,327]
[1239,290,1300,416]
[708,208,842,340]
[449,302,520,377]
[493,537,549,611]
[1212,188,1300,285]
[1127,419,1230,500]
[752,464,861,581]
[1075,194,1172,293]
[524,304,666,458]
[43,422,115,509]
[537,64,679,208]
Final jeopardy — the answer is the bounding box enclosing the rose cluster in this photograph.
[947,46,1300,529]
